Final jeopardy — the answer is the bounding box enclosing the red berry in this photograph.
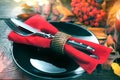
[83,15,88,20]
[94,22,99,27]
[91,1,95,6]
[79,18,83,22]
[87,7,91,12]
[84,3,89,7]
[71,0,106,27]
[90,21,95,27]
[89,12,94,17]
[89,6,93,11]
[84,21,89,25]
[87,0,91,3]
[95,3,99,7]
[83,7,87,13]
[81,0,86,3]
[100,10,106,17]
[96,14,101,18]
[97,17,103,21]
[76,0,81,3]
[71,2,76,7]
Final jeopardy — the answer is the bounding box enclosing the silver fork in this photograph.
[4,19,95,52]
[4,19,54,38]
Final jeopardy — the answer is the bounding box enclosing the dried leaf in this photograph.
[111,62,120,76]
[106,35,114,46]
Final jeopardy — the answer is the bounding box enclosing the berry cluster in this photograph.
[71,0,106,27]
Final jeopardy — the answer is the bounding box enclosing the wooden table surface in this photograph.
[0,0,120,80]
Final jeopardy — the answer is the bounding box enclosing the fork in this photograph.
[4,19,95,52]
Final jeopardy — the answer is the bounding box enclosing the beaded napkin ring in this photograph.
[51,32,71,54]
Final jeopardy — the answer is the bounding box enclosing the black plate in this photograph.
[12,22,99,79]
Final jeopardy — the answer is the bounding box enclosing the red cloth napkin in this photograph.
[8,14,112,74]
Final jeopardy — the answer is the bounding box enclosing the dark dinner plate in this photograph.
[12,22,99,80]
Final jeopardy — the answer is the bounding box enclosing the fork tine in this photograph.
[4,19,20,32]
[4,19,27,36]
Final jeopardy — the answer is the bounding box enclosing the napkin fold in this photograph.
[8,14,112,74]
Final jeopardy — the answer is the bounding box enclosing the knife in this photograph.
[9,18,95,52]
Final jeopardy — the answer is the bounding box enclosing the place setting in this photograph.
[1,0,120,80]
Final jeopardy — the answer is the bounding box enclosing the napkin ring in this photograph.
[51,32,71,54]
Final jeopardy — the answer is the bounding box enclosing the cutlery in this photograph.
[4,18,95,52]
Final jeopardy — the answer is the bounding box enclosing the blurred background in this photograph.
[0,0,23,18]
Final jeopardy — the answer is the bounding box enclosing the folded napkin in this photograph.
[8,14,112,74]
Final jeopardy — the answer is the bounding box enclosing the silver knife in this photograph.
[9,18,95,52]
